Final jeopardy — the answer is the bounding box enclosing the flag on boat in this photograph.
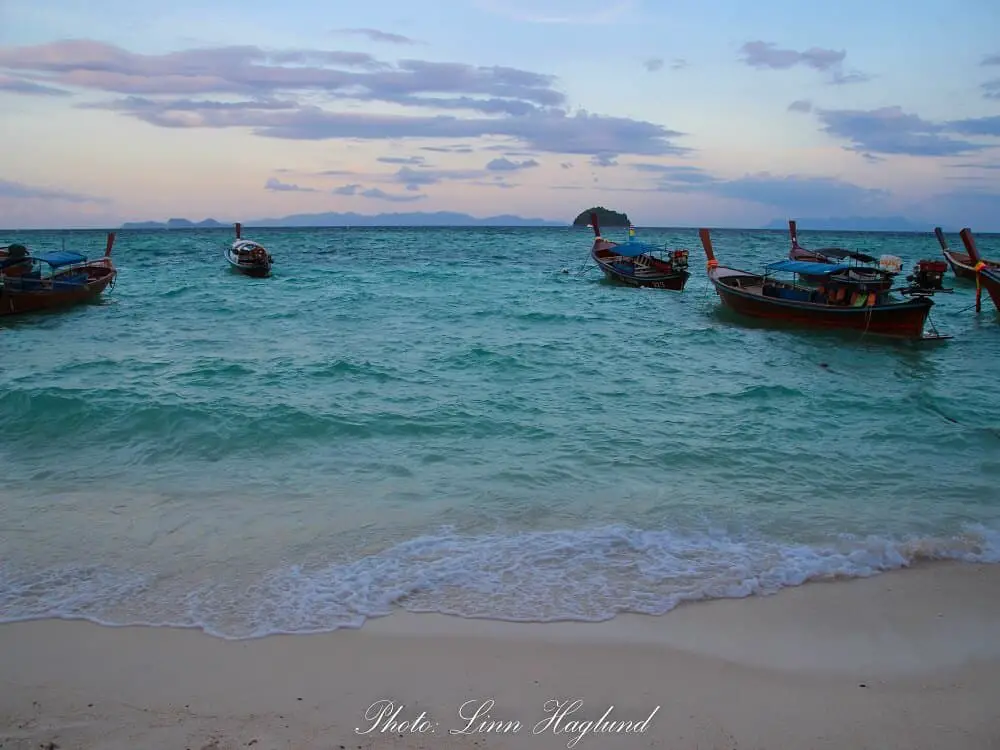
[628,224,636,240]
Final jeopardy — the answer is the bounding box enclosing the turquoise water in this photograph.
[1,225,999,638]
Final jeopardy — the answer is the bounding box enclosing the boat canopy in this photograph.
[765,259,853,276]
[609,240,661,258]
[813,247,877,263]
[35,251,88,267]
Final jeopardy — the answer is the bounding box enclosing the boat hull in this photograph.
[596,262,690,290]
[979,268,1000,312]
[943,249,1000,281]
[0,263,116,316]
[709,274,933,338]
[225,249,271,277]
[591,245,689,290]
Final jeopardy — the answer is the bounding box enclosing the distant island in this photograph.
[122,211,563,229]
[572,207,629,227]
[763,216,927,232]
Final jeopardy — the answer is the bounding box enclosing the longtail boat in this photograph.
[958,228,1000,314]
[0,233,117,316]
[698,228,949,340]
[934,226,1000,281]
[787,219,900,290]
[225,222,272,278]
[589,212,690,290]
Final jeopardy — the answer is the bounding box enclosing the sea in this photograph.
[1,225,999,639]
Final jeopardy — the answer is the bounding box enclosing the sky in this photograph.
[1,0,999,229]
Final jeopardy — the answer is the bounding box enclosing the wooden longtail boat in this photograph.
[589,212,690,290]
[958,228,1000,314]
[787,219,899,290]
[934,226,1000,281]
[0,233,117,316]
[225,222,272,278]
[698,228,948,340]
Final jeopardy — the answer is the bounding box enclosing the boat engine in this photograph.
[671,249,689,269]
[878,254,904,274]
[907,259,948,291]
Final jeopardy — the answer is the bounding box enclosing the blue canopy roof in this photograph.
[35,251,87,267]
[765,259,852,276]
[611,240,661,258]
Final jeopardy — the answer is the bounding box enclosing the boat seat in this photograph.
[776,287,811,302]
[54,273,88,287]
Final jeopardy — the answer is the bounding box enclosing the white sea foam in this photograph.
[2,523,998,640]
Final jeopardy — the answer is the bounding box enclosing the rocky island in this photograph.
[572,207,630,227]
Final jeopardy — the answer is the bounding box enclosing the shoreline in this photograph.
[3,561,1000,749]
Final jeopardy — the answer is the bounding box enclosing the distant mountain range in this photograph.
[762,216,928,232]
[119,212,941,232]
[121,211,564,229]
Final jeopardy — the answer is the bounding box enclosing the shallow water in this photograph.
[1,225,998,637]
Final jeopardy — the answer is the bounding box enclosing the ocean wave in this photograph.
[1,524,998,640]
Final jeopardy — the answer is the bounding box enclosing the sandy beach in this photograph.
[2,561,999,750]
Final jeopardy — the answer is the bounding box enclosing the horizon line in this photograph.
[1,224,983,234]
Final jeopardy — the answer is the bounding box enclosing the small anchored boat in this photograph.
[225,223,272,277]
[934,226,1000,281]
[787,220,900,290]
[699,228,949,340]
[0,233,117,316]
[589,212,690,290]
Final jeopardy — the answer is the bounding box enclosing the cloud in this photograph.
[0,74,71,96]
[580,161,888,217]
[392,165,485,189]
[79,95,301,127]
[922,187,1000,231]
[590,153,618,167]
[813,106,991,156]
[948,115,1000,137]
[331,184,425,202]
[333,183,362,195]
[420,145,475,153]
[244,109,687,157]
[740,41,869,85]
[740,41,844,71]
[359,187,425,202]
[983,80,1000,99]
[0,179,108,203]
[642,57,686,72]
[707,173,887,213]
[485,157,539,171]
[264,177,316,192]
[333,28,418,45]
[481,145,538,155]
[470,179,517,189]
[983,54,1000,65]
[788,99,812,113]
[630,165,887,215]
[0,40,559,108]
[830,70,872,85]
[0,40,689,157]
[948,162,1000,170]
[377,155,425,165]
[629,163,720,185]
